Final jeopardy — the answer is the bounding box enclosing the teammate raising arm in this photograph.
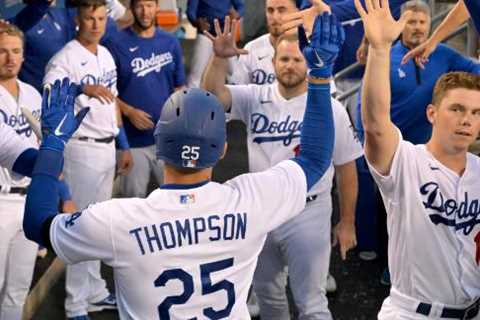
[357,0,480,318]
[23,13,341,319]
[401,0,471,68]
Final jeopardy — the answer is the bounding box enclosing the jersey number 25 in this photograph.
[155,257,235,320]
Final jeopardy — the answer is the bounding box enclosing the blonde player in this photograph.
[357,0,480,318]
[0,23,41,320]
[24,13,343,320]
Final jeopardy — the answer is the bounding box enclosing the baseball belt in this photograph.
[76,136,115,144]
[1,187,28,195]
[416,297,480,319]
[306,195,318,203]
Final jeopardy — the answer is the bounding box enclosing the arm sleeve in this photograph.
[43,55,71,86]
[226,160,307,233]
[365,129,411,204]
[231,0,245,16]
[9,0,50,32]
[50,201,115,264]
[0,122,35,172]
[228,54,252,84]
[226,84,257,123]
[444,45,480,74]
[331,100,363,165]
[106,0,127,21]
[173,39,187,87]
[292,82,334,190]
[301,0,403,21]
[187,0,199,24]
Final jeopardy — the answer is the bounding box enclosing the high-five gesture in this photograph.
[354,0,411,49]
[281,0,332,36]
[41,78,89,149]
[204,16,248,58]
[299,13,345,79]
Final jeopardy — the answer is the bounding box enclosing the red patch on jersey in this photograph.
[475,231,480,265]
[293,144,300,157]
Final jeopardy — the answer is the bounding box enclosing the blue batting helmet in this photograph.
[154,88,227,169]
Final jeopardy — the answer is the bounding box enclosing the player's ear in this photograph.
[426,103,436,125]
[219,143,228,160]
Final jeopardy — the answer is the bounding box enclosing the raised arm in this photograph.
[401,0,470,66]
[354,0,410,175]
[9,0,51,32]
[292,13,344,190]
[24,79,89,247]
[201,16,248,111]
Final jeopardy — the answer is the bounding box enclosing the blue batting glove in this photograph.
[299,12,345,78]
[41,78,89,151]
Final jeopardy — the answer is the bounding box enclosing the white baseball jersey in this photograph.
[368,132,480,305]
[0,80,41,189]
[230,34,275,86]
[44,39,119,139]
[228,82,363,198]
[50,160,307,320]
[106,0,127,21]
[229,33,337,93]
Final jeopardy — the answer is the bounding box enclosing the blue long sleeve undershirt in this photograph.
[292,82,334,191]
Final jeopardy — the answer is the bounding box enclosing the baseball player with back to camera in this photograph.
[203,16,362,320]
[42,0,134,318]
[22,12,343,320]
[356,0,480,318]
[0,22,75,320]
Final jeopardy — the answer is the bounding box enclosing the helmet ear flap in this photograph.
[154,88,227,169]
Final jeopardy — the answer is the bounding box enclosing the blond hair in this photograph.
[0,22,24,43]
[432,72,480,106]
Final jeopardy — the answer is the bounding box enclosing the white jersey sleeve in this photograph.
[50,202,115,265]
[366,129,405,203]
[225,160,307,233]
[43,52,71,87]
[227,84,262,124]
[331,99,363,166]
[106,0,126,20]
[0,122,32,171]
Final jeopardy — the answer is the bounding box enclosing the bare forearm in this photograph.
[117,97,132,117]
[336,162,358,224]
[201,56,232,109]
[361,46,398,174]
[361,47,392,132]
[430,0,470,45]
[202,56,228,92]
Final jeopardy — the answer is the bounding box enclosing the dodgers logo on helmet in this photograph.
[154,88,226,169]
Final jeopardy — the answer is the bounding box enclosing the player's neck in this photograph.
[0,78,19,99]
[132,24,156,38]
[163,165,213,185]
[76,36,99,55]
[426,140,467,176]
[278,81,307,100]
[269,34,278,47]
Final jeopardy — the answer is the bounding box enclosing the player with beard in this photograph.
[203,19,362,319]
[104,0,186,198]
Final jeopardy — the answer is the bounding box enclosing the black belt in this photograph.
[416,298,480,319]
[8,187,28,195]
[77,136,115,144]
[306,195,318,203]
